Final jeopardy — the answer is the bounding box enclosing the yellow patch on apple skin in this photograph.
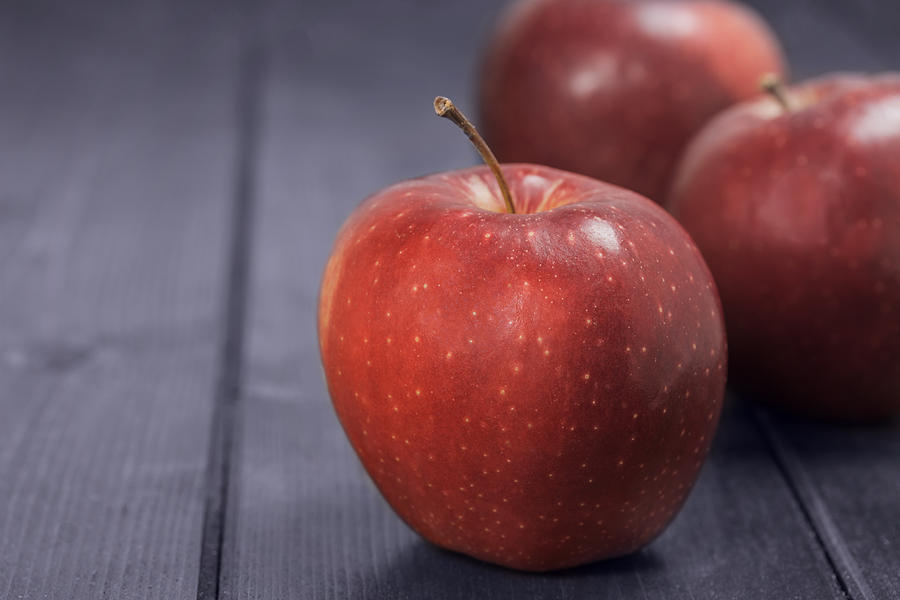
[535,178,564,213]
[318,239,349,354]
[464,176,502,212]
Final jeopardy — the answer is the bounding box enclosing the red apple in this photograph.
[479,0,786,202]
[667,73,900,420]
[318,99,726,570]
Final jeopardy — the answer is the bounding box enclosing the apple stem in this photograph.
[760,73,791,112]
[434,96,516,214]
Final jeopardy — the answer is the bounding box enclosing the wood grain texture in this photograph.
[217,0,894,597]
[0,0,243,597]
[754,410,899,600]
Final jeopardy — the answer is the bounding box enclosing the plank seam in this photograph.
[195,9,263,600]
[751,407,875,600]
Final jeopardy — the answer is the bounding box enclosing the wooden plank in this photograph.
[755,411,900,600]
[0,1,244,597]
[220,1,857,597]
[811,0,900,69]
[745,0,887,79]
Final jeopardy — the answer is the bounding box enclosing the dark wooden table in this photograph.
[1,0,898,598]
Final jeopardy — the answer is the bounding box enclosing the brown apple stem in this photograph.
[760,73,791,112]
[434,96,516,214]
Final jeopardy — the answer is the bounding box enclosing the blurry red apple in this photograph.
[479,0,786,202]
[318,98,726,571]
[668,74,900,420]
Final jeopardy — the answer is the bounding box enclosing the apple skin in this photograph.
[667,74,900,421]
[479,0,786,203]
[319,164,726,571]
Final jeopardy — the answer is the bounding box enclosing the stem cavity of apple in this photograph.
[760,73,791,112]
[434,96,516,214]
